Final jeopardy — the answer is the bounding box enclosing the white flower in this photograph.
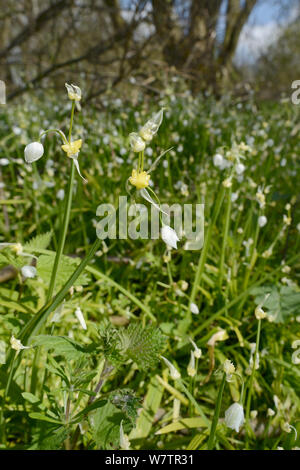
[190,302,199,315]
[56,189,65,200]
[267,408,275,417]
[119,420,130,450]
[236,163,246,175]
[21,265,37,279]
[161,356,181,380]
[213,153,223,168]
[75,307,87,330]
[65,83,82,101]
[258,215,267,227]
[187,351,196,377]
[161,225,180,249]
[224,403,244,432]
[231,192,239,202]
[10,335,30,353]
[189,338,202,358]
[24,142,44,163]
[129,132,145,152]
[0,158,9,166]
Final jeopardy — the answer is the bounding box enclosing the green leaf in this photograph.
[32,335,87,361]
[251,284,300,323]
[91,401,130,450]
[130,375,164,440]
[155,417,207,435]
[29,412,63,424]
[22,392,40,404]
[117,323,165,370]
[37,254,90,290]
[24,231,52,251]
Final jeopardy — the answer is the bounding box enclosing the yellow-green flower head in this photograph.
[65,83,82,101]
[129,169,150,189]
[139,109,164,142]
[129,132,145,152]
[61,139,82,157]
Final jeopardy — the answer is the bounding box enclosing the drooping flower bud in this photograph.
[24,142,44,163]
[224,403,244,432]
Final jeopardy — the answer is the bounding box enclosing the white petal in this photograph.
[75,307,87,330]
[24,142,44,163]
[21,265,37,279]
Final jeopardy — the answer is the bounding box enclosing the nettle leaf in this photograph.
[117,323,165,370]
[33,335,87,361]
[24,231,52,252]
[37,254,90,289]
[251,284,300,323]
[90,401,131,450]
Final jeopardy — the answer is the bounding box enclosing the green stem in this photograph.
[207,372,226,450]
[219,187,232,289]
[47,100,76,301]
[245,319,261,442]
[190,184,225,308]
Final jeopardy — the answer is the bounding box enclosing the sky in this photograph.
[236,0,298,64]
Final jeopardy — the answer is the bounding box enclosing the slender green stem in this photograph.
[245,319,262,442]
[190,184,225,308]
[47,100,76,300]
[219,187,232,289]
[207,372,226,450]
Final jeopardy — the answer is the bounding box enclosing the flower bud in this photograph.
[224,403,244,432]
[65,83,82,101]
[190,302,199,315]
[187,351,196,377]
[24,142,44,163]
[75,307,87,330]
[129,132,146,152]
[258,215,267,227]
[161,356,181,380]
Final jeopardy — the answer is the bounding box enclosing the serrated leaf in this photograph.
[117,323,165,370]
[251,284,300,323]
[37,254,90,290]
[24,231,52,251]
[32,335,87,361]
